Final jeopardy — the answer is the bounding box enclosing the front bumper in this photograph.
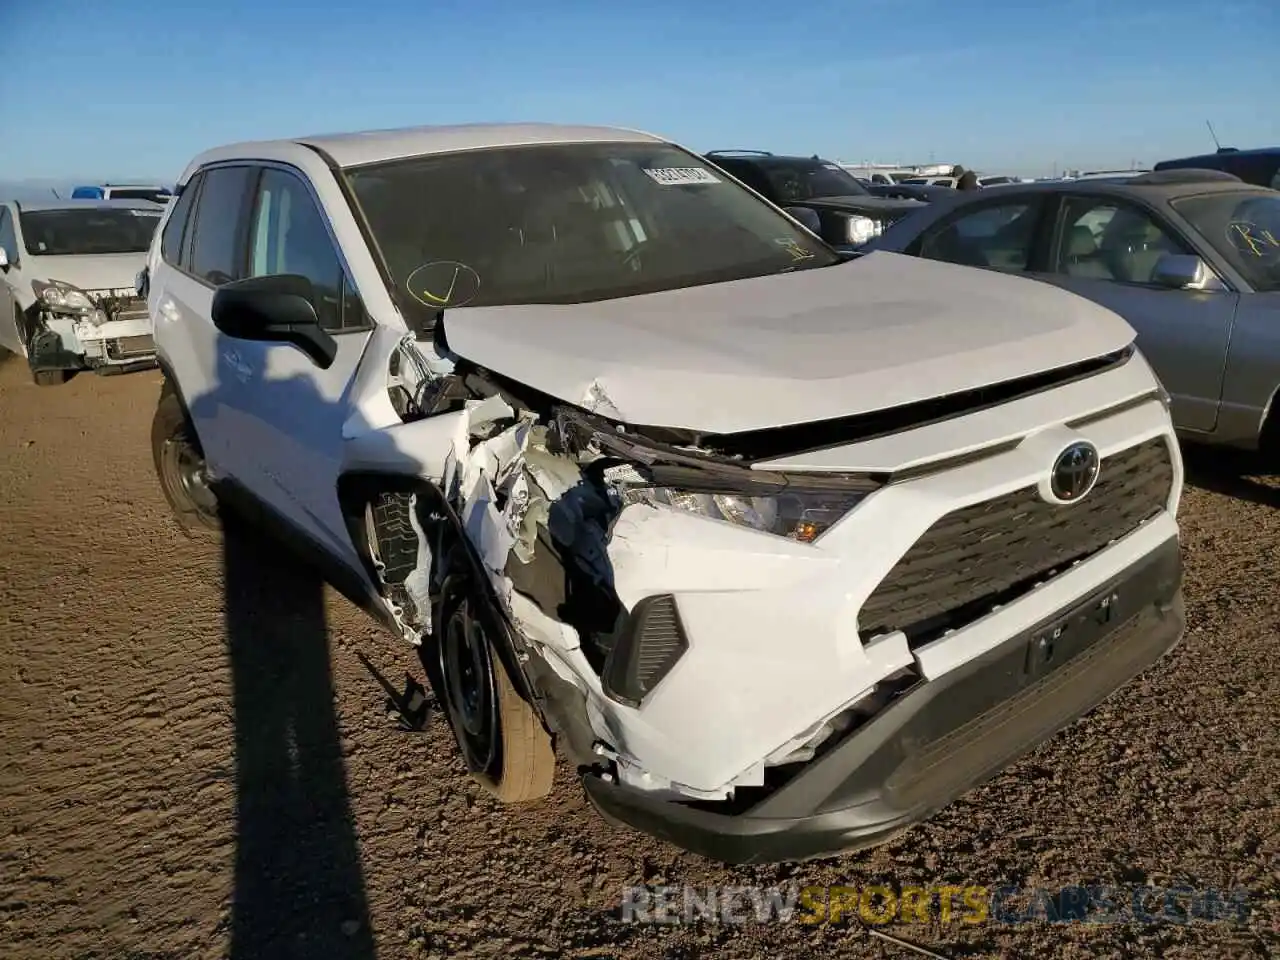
[31,312,156,372]
[76,315,156,369]
[582,536,1184,864]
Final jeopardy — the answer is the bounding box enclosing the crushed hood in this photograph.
[28,253,148,295]
[443,251,1136,433]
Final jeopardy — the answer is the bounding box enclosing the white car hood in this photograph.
[28,253,148,295]
[443,251,1136,433]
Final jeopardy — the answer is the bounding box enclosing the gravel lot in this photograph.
[0,354,1276,959]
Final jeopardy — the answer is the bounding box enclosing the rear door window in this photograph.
[161,173,202,267]
[0,209,17,261]
[918,199,1045,272]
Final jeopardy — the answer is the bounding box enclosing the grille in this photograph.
[858,438,1174,642]
[105,334,155,359]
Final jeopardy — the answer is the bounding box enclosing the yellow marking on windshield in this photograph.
[420,265,461,304]
[1228,222,1280,257]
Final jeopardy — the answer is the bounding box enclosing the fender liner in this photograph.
[336,471,543,711]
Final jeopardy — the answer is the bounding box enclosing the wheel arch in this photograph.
[1260,382,1280,455]
[335,470,543,710]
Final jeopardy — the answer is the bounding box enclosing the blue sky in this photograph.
[1,0,1276,184]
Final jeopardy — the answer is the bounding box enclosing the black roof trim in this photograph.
[1126,169,1241,186]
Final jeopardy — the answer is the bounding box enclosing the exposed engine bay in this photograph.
[26,286,156,373]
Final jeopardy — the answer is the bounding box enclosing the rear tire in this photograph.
[152,385,221,538]
[436,573,555,804]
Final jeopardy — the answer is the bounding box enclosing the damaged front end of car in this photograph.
[337,300,1184,865]
[340,322,922,813]
[27,279,157,374]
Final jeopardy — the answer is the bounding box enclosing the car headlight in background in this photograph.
[845,215,884,246]
[604,465,871,543]
[32,279,96,315]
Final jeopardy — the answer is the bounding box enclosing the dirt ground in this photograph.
[0,353,1276,960]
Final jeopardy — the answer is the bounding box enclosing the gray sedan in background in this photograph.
[864,169,1280,455]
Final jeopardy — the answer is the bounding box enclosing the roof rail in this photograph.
[1127,168,1242,186]
[704,149,773,158]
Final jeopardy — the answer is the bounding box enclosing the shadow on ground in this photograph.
[221,514,376,960]
[1180,444,1280,508]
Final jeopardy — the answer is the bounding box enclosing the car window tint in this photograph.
[248,168,360,332]
[161,174,201,266]
[1053,198,1189,285]
[0,209,16,260]
[189,166,253,286]
[919,201,1039,272]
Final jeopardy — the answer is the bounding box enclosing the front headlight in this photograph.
[32,279,94,313]
[606,466,870,543]
[845,215,883,246]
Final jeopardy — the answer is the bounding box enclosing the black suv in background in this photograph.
[1153,147,1280,189]
[701,150,924,247]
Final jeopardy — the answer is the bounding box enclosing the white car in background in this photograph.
[142,122,1186,863]
[0,199,163,384]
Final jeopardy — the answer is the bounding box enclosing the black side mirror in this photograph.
[211,274,338,369]
[783,205,823,236]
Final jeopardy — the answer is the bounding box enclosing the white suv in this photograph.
[142,123,1186,863]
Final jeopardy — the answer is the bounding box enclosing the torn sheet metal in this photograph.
[580,379,624,420]
[401,493,434,637]
[441,395,598,593]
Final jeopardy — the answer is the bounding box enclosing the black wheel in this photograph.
[151,385,221,538]
[436,573,555,803]
[32,368,68,386]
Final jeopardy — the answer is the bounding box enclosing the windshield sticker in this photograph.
[128,209,161,217]
[822,163,843,171]
[774,237,817,261]
[406,261,481,308]
[642,167,721,187]
[1227,221,1280,262]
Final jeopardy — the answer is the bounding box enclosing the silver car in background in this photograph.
[0,199,164,384]
[865,169,1280,455]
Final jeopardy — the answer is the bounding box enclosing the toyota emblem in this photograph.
[1049,441,1100,502]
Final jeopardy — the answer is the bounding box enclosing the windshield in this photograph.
[1172,191,1280,292]
[759,160,870,201]
[20,208,162,256]
[346,142,839,311]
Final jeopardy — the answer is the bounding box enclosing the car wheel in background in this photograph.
[151,383,221,538]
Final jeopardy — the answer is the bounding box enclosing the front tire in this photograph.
[152,385,221,538]
[32,368,68,386]
[436,573,555,804]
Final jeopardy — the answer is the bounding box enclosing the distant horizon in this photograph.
[0,178,174,203]
[3,0,1276,182]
